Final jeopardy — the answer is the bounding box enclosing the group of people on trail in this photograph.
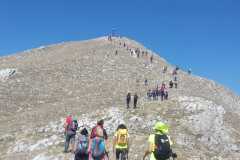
[64,117,131,160]
[126,92,138,109]
[111,37,154,65]
[147,83,168,101]
[64,115,176,160]
[64,117,109,160]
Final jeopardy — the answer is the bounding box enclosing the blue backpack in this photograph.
[91,137,105,159]
[77,135,89,154]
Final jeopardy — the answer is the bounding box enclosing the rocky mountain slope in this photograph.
[0,36,239,160]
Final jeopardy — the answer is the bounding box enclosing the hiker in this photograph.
[188,68,192,75]
[147,90,152,100]
[155,88,159,101]
[130,51,133,56]
[133,93,138,108]
[164,89,168,100]
[74,128,89,160]
[64,117,78,153]
[173,76,178,89]
[143,122,177,160]
[137,52,140,58]
[144,79,148,86]
[174,82,178,89]
[126,93,131,109]
[136,48,140,58]
[108,35,112,41]
[89,124,108,160]
[113,124,130,160]
[163,66,167,73]
[152,89,157,101]
[160,83,166,101]
[169,80,173,89]
[172,69,177,76]
[150,55,153,63]
[175,66,180,71]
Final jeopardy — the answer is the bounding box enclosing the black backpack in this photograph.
[153,134,172,160]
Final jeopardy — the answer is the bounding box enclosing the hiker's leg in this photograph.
[69,135,75,152]
[134,101,137,108]
[64,134,70,152]
[83,154,89,160]
[116,149,121,160]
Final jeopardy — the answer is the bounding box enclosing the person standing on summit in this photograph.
[150,55,153,63]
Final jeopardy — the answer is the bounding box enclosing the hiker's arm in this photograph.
[88,137,92,154]
[127,136,130,151]
[143,141,152,160]
[63,123,67,134]
[73,138,78,153]
[105,139,109,153]
[143,150,151,160]
[112,136,116,153]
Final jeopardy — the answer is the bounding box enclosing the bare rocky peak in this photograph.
[0,36,239,160]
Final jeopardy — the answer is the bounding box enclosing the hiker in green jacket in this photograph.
[143,122,177,160]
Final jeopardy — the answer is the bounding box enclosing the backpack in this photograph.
[116,129,128,146]
[71,121,78,132]
[153,134,172,160]
[67,121,78,135]
[91,137,105,159]
[91,126,103,139]
[76,135,89,154]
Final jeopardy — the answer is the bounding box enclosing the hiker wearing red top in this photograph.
[64,116,78,153]
[64,115,72,134]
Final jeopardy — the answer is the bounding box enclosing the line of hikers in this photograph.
[64,115,177,160]
[109,36,154,65]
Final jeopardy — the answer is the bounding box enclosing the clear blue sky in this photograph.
[1,0,240,95]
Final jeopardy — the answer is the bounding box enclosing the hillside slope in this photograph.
[0,36,239,160]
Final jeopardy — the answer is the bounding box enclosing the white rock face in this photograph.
[0,68,16,80]
[177,96,239,155]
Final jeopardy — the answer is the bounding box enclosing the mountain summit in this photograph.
[0,36,239,160]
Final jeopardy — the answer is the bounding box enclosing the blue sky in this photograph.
[1,0,240,95]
